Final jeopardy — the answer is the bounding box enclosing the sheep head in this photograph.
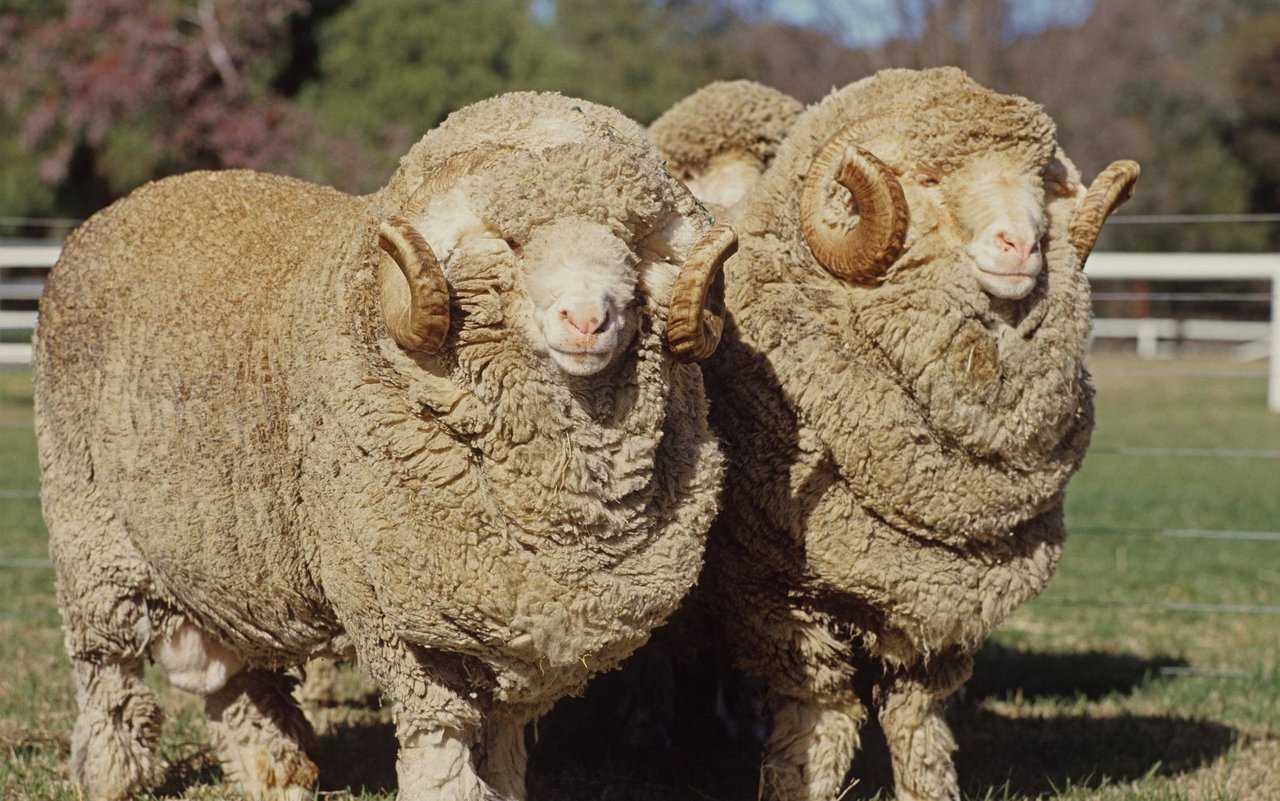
[519,218,641,376]
[795,68,1138,301]
[650,80,805,216]
[373,95,736,379]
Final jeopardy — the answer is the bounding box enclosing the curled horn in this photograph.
[377,214,450,353]
[1069,159,1140,265]
[667,223,736,362]
[800,124,909,283]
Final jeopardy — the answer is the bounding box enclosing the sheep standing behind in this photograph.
[35,92,734,801]
[680,68,1137,800]
[649,80,804,217]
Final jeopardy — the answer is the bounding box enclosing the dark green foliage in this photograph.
[1225,9,1280,249]
[293,0,563,191]
[1,0,1280,250]
[292,0,745,192]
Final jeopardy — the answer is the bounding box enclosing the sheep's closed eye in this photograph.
[916,173,941,188]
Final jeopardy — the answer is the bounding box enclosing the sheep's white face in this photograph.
[926,153,1049,301]
[677,152,765,213]
[412,192,643,377]
[519,220,640,377]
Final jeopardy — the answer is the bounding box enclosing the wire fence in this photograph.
[5,427,1275,609]
[3,221,1278,677]
[6,212,1280,228]
[1105,213,1280,225]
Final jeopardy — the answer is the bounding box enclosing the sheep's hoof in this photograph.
[71,686,166,801]
[71,728,166,801]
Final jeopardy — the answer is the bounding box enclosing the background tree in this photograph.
[293,0,745,193]
[1041,0,1269,252]
[291,0,561,192]
[0,0,310,229]
[0,0,64,229]
[742,0,1277,252]
[541,0,746,124]
[1225,6,1280,249]
[1,0,1278,250]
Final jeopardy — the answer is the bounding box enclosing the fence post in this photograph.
[1136,318,1161,359]
[1270,271,1279,413]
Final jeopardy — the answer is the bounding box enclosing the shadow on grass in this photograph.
[952,705,1236,798]
[945,643,1236,796]
[156,644,1234,800]
[154,746,224,798]
[314,717,399,794]
[525,643,1237,801]
[969,642,1191,701]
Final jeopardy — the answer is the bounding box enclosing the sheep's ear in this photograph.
[668,223,736,362]
[377,215,451,354]
[1044,154,1077,199]
[1069,160,1140,265]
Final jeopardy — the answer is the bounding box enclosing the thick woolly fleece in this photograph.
[696,67,1095,799]
[35,92,723,800]
[648,80,805,175]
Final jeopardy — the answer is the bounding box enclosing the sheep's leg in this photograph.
[45,480,165,800]
[748,610,865,801]
[875,651,972,801]
[294,655,341,708]
[68,657,166,801]
[480,710,531,800]
[394,722,489,801]
[339,621,490,801]
[203,668,320,801]
[761,690,867,801]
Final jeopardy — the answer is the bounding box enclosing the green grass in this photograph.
[2,355,1278,800]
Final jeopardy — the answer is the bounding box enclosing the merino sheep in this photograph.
[685,67,1138,801]
[649,80,804,216]
[34,92,734,801]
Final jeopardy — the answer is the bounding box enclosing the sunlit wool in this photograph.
[683,67,1137,801]
[649,79,805,217]
[34,92,730,801]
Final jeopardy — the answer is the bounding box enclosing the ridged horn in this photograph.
[377,214,450,353]
[800,124,908,283]
[667,223,736,362]
[1069,159,1140,265]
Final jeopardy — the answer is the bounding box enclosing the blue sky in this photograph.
[760,0,1096,47]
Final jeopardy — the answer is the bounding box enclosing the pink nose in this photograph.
[995,231,1036,265]
[559,305,608,335]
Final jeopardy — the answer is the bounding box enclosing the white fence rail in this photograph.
[1085,252,1280,411]
[5,243,1280,410]
[0,240,58,366]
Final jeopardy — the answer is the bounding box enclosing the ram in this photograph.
[649,79,804,216]
[34,92,733,801]
[692,67,1137,801]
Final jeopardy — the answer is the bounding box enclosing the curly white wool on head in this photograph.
[518,219,640,376]
[916,151,1054,301]
[649,80,805,216]
[397,184,714,378]
[678,152,769,213]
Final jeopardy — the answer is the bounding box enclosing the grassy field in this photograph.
[1,353,1278,800]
